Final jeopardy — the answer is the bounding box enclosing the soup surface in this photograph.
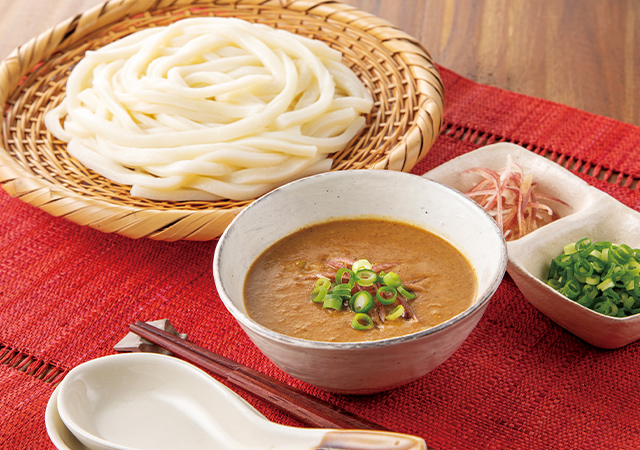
[243,218,477,342]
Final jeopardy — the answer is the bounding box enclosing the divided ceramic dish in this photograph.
[49,353,426,450]
[424,142,640,349]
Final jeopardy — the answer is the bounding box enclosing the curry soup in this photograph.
[243,218,477,342]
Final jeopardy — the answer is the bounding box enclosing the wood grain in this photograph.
[1,0,638,126]
[342,0,640,127]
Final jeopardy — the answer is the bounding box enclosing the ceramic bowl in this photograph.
[213,170,507,394]
[424,142,640,349]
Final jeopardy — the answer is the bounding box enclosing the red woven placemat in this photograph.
[2,65,640,450]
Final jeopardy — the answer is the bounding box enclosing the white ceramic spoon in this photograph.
[55,352,426,450]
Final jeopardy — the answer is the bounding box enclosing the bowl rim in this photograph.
[213,170,508,349]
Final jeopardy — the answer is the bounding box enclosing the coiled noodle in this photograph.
[45,17,373,201]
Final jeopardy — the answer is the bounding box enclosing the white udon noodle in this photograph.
[45,17,373,201]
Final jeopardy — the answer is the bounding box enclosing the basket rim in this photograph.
[0,0,444,240]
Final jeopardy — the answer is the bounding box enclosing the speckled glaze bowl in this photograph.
[424,142,640,349]
[213,170,507,394]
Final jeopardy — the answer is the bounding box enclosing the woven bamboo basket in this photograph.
[0,0,444,241]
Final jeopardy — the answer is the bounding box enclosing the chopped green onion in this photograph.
[555,253,573,268]
[382,272,401,288]
[574,259,593,278]
[386,305,404,321]
[333,283,353,299]
[547,238,640,317]
[611,244,633,264]
[577,293,594,308]
[603,287,621,302]
[623,294,635,311]
[561,279,581,300]
[625,259,640,276]
[351,313,374,330]
[376,285,397,305]
[311,286,328,303]
[352,259,372,273]
[308,258,420,331]
[335,268,355,288]
[355,269,378,286]
[581,284,598,300]
[547,278,562,290]
[594,299,618,316]
[323,294,343,310]
[378,271,387,282]
[575,237,595,256]
[398,285,416,300]
[314,277,331,291]
[586,255,606,273]
[633,277,640,297]
[349,291,374,313]
[597,278,615,292]
[548,259,559,279]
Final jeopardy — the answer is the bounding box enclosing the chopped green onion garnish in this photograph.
[575,237,595,256]
[352,259,372,273]
[349,291,374,313]
[382,272,401,288]
[574,259,593,278]
[309,258,420,331]
[311,286,328,303]
[386,305,404,321]
[376,285,397,305]
[314,277,331,291]
[555,253,573,268]
[597,278,615,292]
[587,255,606,273]
[398,285,416,300]
[323,294,343,310]
[333,283,353,299]
[561,279,581,300]
[335,268,356,288]
[355,269,378,286]
[547,279,562,290]
[623,294,635,311]
[351,313,374,330]
[546,238,640,317]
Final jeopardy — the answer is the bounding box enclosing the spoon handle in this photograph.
[320,429,427,449]
[129,321,389,431]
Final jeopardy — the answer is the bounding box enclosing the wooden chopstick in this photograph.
[129,321,388,431]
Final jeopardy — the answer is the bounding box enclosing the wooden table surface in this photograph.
[1,0,638,127]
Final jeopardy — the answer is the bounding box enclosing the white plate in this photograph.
[424,142,640,348]
[45,386,88,450]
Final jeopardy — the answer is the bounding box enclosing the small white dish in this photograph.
[54,352,426,450]
[424,142,640,349]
